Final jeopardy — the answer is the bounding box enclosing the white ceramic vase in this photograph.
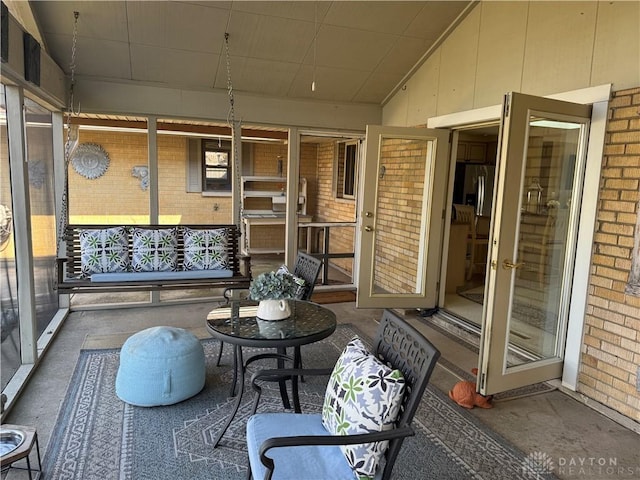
[256,299,291,321]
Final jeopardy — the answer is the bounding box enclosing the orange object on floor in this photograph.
[448,368,493,409]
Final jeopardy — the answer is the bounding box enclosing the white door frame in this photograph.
[427,84,611,391]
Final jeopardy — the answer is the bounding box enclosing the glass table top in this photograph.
[206,299,337,347]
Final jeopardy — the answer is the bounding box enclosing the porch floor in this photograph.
[2,301,639,479]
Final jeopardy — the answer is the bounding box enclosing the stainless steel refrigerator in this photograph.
[453,164,496,217]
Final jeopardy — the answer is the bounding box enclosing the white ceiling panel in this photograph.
[323,1,424,35]
[28,1,473,106]
[248,15,316,63]
[131,45,219,88]
[308,24,396,71]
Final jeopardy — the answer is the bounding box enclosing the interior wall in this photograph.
[383,1,640,126]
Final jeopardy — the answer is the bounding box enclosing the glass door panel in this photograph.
[510,122,580,365]
[358,126,449,309]
[479,92,591,394]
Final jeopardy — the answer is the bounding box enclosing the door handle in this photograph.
[364,226,373,232]
[502,259,524,270]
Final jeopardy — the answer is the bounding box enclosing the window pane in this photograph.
[206,151,228,167]
[0,83,20,390]
[206,168,228,180]
[24,96,58,338]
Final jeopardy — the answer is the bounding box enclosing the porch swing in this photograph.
[56,24,251,295]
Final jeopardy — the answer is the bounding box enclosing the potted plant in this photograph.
[249,271,304,320]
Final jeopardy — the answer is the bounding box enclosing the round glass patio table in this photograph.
[206,299,336,447]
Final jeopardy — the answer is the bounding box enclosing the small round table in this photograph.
[206,299,336,447]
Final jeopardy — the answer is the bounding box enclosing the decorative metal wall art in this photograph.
[71,143,110,179]
[132,166,149,190]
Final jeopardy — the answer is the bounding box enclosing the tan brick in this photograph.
[600,340,635,361]
[605,178,640,190]
[609,95,632,108]
[607,155,640,167]
[617,212,639,224]
[585,314,604,329]
[603,320,638,340]
[613,105,640,120]
[607,119,630,131]
[604,144,626,155]
[605,365,633,384]
[593,232,619,245]
[623,315,640,332]
[620,190,640,202]
[597,189,619,201]
[594,265,630,281]
[627,144,640,155]
[591,254,616,267]
[583,334,601,348]
[589,326,622,345]
[609,301,640,318]
[601,200,637,213]
[578,372,597,388]
[590,275,614,289]
[586,344,621,365]
[600,222,635,236]
[601,167,624,178]
[597,210,618,222]
[614,258,632,270]
[598,244,632,258]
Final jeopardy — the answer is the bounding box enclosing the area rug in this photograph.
[43,325,556,480]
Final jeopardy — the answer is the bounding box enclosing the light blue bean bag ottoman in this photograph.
[116,326,205,407]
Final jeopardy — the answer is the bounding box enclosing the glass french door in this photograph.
[478,92,591,395]
[357,126,449,309]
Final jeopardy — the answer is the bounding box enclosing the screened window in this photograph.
[202,140,231,192]
[336,141,358,199]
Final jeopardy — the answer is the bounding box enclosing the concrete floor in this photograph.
[2,300,639,479]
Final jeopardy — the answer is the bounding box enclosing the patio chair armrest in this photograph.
[258,426,415,477]
[250,367,333,389]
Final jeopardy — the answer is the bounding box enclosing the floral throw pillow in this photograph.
[79,227,129,276]
[182,227,229,270]
[131,228,178,272]
[322,337,406,480]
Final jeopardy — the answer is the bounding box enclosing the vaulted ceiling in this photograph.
[29,1,472,106]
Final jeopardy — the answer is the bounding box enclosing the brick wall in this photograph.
[579,87,640,422]
[315,142,356,274]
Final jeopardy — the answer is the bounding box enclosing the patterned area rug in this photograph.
[43,325,556,480]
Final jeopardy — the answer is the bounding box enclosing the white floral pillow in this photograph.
[322,337,406,479]
[182,227,229,270]
[79,227,129,276]
[131,228,178,272]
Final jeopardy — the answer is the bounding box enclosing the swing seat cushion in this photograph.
[116,326,205,407]
[90,269,233,282]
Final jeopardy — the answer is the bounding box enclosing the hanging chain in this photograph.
[224,32,244,228]
[56,11,79,281]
